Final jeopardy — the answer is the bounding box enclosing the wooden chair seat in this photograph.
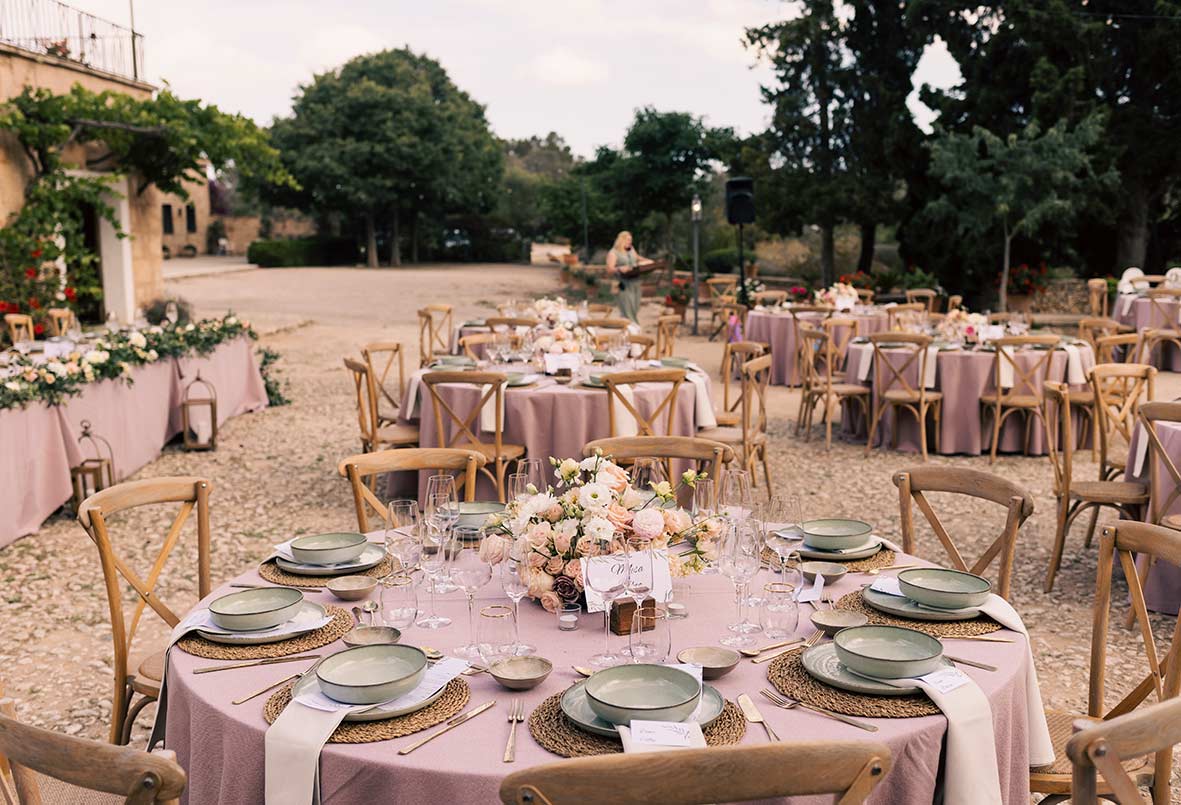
[1068,388,1095,404]
[979,392,1040,409]
[1070,481,1148,505]
[1161,513,1181,531]
[713,411,740,427]
[377,401,400,424]
[696,426,765,447]
[883,388,943,403]
[29,772,132,805]
[1030,711,1151,792]
[375,422,420,446]
[133,649,166,686]
[463,441,526,461]
[827,383,871,397]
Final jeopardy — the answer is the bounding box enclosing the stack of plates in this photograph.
[797,519,882,561]
[199,588,330,646]
[862,568,992,622]
[559,680,725,738]
[802,624,949,695]
[274,532,386,577]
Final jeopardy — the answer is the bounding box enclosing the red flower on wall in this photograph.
[30,249,42,259]
[28,298,41,310]
[64,287,77,302]
[33,323,45,335]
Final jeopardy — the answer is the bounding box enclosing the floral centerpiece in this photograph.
[531,297,569,326]
[533,321,586,354]
[936,308,987,343]
[815,282,859,310]
[482,452,720,612]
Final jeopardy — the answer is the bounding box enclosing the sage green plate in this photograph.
[897,568,991,610]
[801,519,873,551]
[505,373,538,387]
[861,585,981,622]
[274,544,386,576]
[560,681,723,738]
[291,667,446,722]
[833,625,943,679]
[198,601,327,645]
[797,537,882,562]
[580,374,608,388]
[802,642,952,696]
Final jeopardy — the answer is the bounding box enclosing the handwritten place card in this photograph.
[629,719,703,747]
[581,550,672,614]
[543,353,581,374]
[869,576,904,597]
[797,573,825,603]
[559,309,579,325]
[919,666,972,694]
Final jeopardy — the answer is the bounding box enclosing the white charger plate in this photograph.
[196,601,328,645]
[861,586,981,622]
[274,544,386,576]
[290,672,446,722]
[560,680,723,738]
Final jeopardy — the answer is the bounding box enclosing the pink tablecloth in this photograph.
[1113,295,1181,370]
[745,309,888,386]
[0,337,268,547]
[164,551,1034,805]
[1126,422,1181,614]
[842,343,1095,456]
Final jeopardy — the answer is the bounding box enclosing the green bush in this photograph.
[703,247,755,274]
[247,237,358,267]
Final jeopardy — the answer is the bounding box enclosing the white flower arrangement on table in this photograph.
[482,451,720,612]
[815,282,859,309]
[936,308,987,342]
[531,297,569,326]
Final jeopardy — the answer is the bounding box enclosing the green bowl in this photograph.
[208,587,305,632]
[316,645,427,705]
[584,663,701,725]
[834,625,943,679]
[455,502,505,530]
[290,532,368,565]
[801,518,873,551]
[898,568,992,610]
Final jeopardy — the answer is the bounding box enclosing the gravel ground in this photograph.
[2,264,1177,793]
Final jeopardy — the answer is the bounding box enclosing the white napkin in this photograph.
[685,372,717,429]
[1133,426,1150,477]
[855,346,873,382]
[147,607,231,749]
[479,382,507,434]
[923,346,939,389]
[404,370,425,419]
[816,535,903,556]
[998,347,1015,389]
[1062,344,1085,385]
[271,537,382,567]
[266,659,468,805]
[613,384,639,437]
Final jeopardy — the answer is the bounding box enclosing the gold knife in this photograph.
[398,701,495,755]
[737,693,779,742]
[193,654,321,674]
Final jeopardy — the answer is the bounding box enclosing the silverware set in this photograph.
[503,700,524,763]
[760,688,878,732]
[194,654,321,675]
[751,630,822,664]
[737,693,778,742]
[398,701,496,755]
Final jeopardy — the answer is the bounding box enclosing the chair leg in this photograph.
[918,403,929,462]
[110,679,130,745]
[989,403,1002,464]
[122,693,156,745]
[495,459,508,503]
[760,446,772,499]
[795,385,808,436]
[865,404,883,457]
[1044,498,1073,593]
[824,397,834,450]
[1083,506,1100,549]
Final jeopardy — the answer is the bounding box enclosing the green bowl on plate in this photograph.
[898,568,992,610]
[290,532,368,565]
[208,587,305,632]
[833,624,943,679]
[454,502,505,530]
[801,518,873,551]
[584,664,701,725]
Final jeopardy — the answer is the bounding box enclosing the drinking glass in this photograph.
[623,538,655,658]
[477,605,517,669]
[762,496,804,586]
[425,475,457,510]
[584,555,627,668]
[631,457,667,498]
[759,582,799,639]
[416,516,453,630]
[718,520,762,648]
[517,458,547,492]
[449,526,493,660]
[609,333,630,366]
[381,574,418,629]
[692,478,716,519]
[385,500,421,571]
[507,472,530,502]
[719,468,753,522]
[500,554,536,655]
[629,606,671,664]
[425,487,459,593]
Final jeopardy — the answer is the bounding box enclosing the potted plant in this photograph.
[663,277,693,317]
[1005,262,1047,312]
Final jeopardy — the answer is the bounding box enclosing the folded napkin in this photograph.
[266,658,468,805]
[684,372,717,429]
[998,346,1016,389]
[478,381,507,434]
[854,346,873,382]
[814,535,903,557]
[147,607,234,749]
[270,537,382,567]
[404,370,425,419]
[1062,343,1086,385]
[181,606,330,638]
[923,346,939,389]
[613,384,639,437]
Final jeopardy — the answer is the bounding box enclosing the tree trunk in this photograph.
[857,221,876,274]
[411,212,419,264]
[999,227,1011,312]
[821,222,835,287]
[364,212,378,268]
[390,212,401,267]
[1115,182,1150,270]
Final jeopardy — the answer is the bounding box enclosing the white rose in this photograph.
[4,381,21,392]
[578,483,612,510]
[147,349,158,361]
[555,518,579,541]
[583,516,615,543]
[578,456,601,471]
[46,361,67,376]
[632,508,667,540]
[185,323,195,332]
[128,331,147,348]
[83,349,108,365]
[226,316,238,325]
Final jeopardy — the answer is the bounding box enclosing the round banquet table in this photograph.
[1124,423,1181,615]
[745,308,888,386]
[164,545,1035,804]
[841,342,1095,456]
[1113,294,1181,370]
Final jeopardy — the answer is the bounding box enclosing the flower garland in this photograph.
[0,314,256,411]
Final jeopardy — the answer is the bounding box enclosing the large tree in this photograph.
[269,48,502,267]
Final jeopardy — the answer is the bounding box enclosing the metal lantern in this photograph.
[181,373,218,450]
[70,420,116,508]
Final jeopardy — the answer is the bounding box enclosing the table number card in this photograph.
[629,719,702,747]
[797,573,825,603]
[543,353,581,374]
[581,550,672,613]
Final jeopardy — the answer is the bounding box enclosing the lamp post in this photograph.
[691,194,702,335]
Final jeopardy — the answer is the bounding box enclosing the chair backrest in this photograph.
[362,342,405,416]
[892,467,1034,600]
[1095,332,1141,364]
[47,307,76,337]
[627,333,655,360]
[1043,382,1078,504]
[655,315,680,358]
[417,305,453,366]
[485,316,540,330]
[1077,317,1122,350]
[821,317,860,375]
[582,436,734,493]
[752,289,788,306]
[421,370,509,454]
[868,332,933,403]
[1145,290,1181,335]
[344,356,380,446]
[1067,696,1181,805]
[498,741,892,805]
[798,327,828,392]
[857,288,875,304]
[1137,401,1181,526]
[1087,277,1109,318]
[0,697,186,805]
[987,312,1013,324]
[583,317,631,331]
[76,477,212,743]
[718,302,748,339]
[990,335,1061,398]
[738,354,772,445]
[720,341,765,420]
[337,448,486,531]
[4,314,33,343]
[905,288,937,312]
[946,294,962,312]
[886,303,925,331]
[704,276,737,300]
[1090,363,1156,480]
[587,303,614,316]
[602,368,686,437]
[458,332,504,361]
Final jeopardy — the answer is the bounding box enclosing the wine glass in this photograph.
[719,468,753,522]
[517,458,547,492]
[416,513,453,630]
[381,574,418,629]
[584,555,627,668]
[425,486,459,593]
[609,333,630,367]
[499,554,535,655]
[385,500,420,568]
[629,606,671,664]
[761,496,803,583]
[425,475,457,509]
[477,605,517,669]
[623,538,655,658]
[631,457,667,499]
[692,478,716,519]
[449,526,492,660]
[718,520,762,648]
[507,472,530,502]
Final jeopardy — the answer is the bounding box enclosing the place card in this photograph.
[797,573,825,603]
[869,576,904,597]
[581,550,672,614]
[628,719,703,747]
[919,666,972,694]
[543,352,581,374]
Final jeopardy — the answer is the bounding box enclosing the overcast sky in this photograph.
[71,0,961,157]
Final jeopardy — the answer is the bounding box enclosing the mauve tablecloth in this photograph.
[0,337,267,547]
[745,309,888,386]
[165,552,1034,805]
[1125,422,1181,615]
[1114,295,1181,370]
[842,344,1095,456]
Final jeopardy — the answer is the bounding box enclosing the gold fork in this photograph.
[503,700,524,763]
[751,631,822,664]
[760,688,879,732]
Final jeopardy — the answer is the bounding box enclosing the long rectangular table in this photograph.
[0,337,268,548]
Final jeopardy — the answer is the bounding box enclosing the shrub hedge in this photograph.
[246,237,357,267]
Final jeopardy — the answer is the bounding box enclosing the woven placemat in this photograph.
[766,647,938,718]
[528,688,746,758]
[262,678,470,743]
[175,606,352,660]
[257,556,397,588]
[835,589,1003,637]
[762,548,897,573]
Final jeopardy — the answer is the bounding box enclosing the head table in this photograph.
[164,543,1034,804]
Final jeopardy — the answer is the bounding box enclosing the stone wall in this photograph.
[1031,278,1089,314]
[159,174,212,258]
[218,213,316,255]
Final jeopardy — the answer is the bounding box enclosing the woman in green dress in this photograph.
[605,230,651,324]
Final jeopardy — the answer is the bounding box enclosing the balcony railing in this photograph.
[0,0,144,83]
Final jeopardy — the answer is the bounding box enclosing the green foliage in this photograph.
[257,347,290,407]
[246,237,357,268]
[205,218,227,255]
[702,247,755,275]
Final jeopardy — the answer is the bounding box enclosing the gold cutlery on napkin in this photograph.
[397,701,495,755]
[760,688,879,732]
[503,700,524,763]
[193,654,322,674]
[737,693,779,742]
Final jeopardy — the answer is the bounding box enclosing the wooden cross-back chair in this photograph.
[1077,318,1123,351]
[1067,696,1181,805]
[76,477,212,745]
[420,370,524,502]
[797,323,870,449]
[587,303,613,317]
[47,307,76,337]
[751,289,788,307]
[1042,383,1147,593]
[1029,520,1181,802]
[1090,363,1156,482]
[655,315,680,358]
[946,294,962,312]
[980,334,1061,464]
[499,741,892,805]
[601,368,685,438]
[485,316,539,330]
[698,354,773,498]
[717,341,764,428]
[905,288,938,312]
[703,275,737,302]
[1140,289,1181,364]
[1095,333,1142,365]
[458,332,512,361]
[893,467,1033,600]
[710,301,749,342]
[337,448,486,533]
[361,342,406,426]
[1087,278,1110,318]
[4,314,33,344]
[582,436,734,506]
[626,333,655,360]
[886,303,925,331]
[0,695,186,805]
[784,305,834,383]
[417,305,453,367]
[583,317,631,332]
[864,332,942,460]
[343,357,419,453]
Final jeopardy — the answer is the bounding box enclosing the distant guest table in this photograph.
[745,308,888,386]
[1113,294,1181,370]
[1125,423,1181,615]
[164,548,1035,804]
[0,337,267,547]
[841,342,1095,457]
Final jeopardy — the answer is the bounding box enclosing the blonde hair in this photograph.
[612,231,632,251]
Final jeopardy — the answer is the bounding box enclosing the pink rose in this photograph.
[596,463,629,493]
[538,590,562,613]
[527,552,547,569]
[528,522,553,547]
[604,503,633,530]
[526,569,554,598]
[545,504,564,523]
[478,535,511,565]
[544,555,566,575]
[662,508,692,535]
[577,537,600,557]
[553,531,573,555]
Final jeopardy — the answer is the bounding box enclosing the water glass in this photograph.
[477,605,517,668]
[450,526,492,661]
[557,603,580,631]
[583,557,626,667]
[416,520,453,630]
[718,520,763,648]
[381,574,418,629]
[507,472,530,501]
[631,457,667,496]
[692,478,716,519]
[719,468,753,522]
[500,555,535,655]
[629,606,671,663]
[518,458,547,492]
[759,582,799,639]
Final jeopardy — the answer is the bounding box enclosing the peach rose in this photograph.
[544,503,565,523]
[577,537,601,557]
[604,503,633,530]
[538,590,562,613]
[553,531,573,555]
[478,535,512,564]
[526,569,554,598]
[564,559,584,589]
[595,463,629,493]
[662,507,692,535]
[527,552,547,569]
[544,555,566,575]
[528,521,553,547]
